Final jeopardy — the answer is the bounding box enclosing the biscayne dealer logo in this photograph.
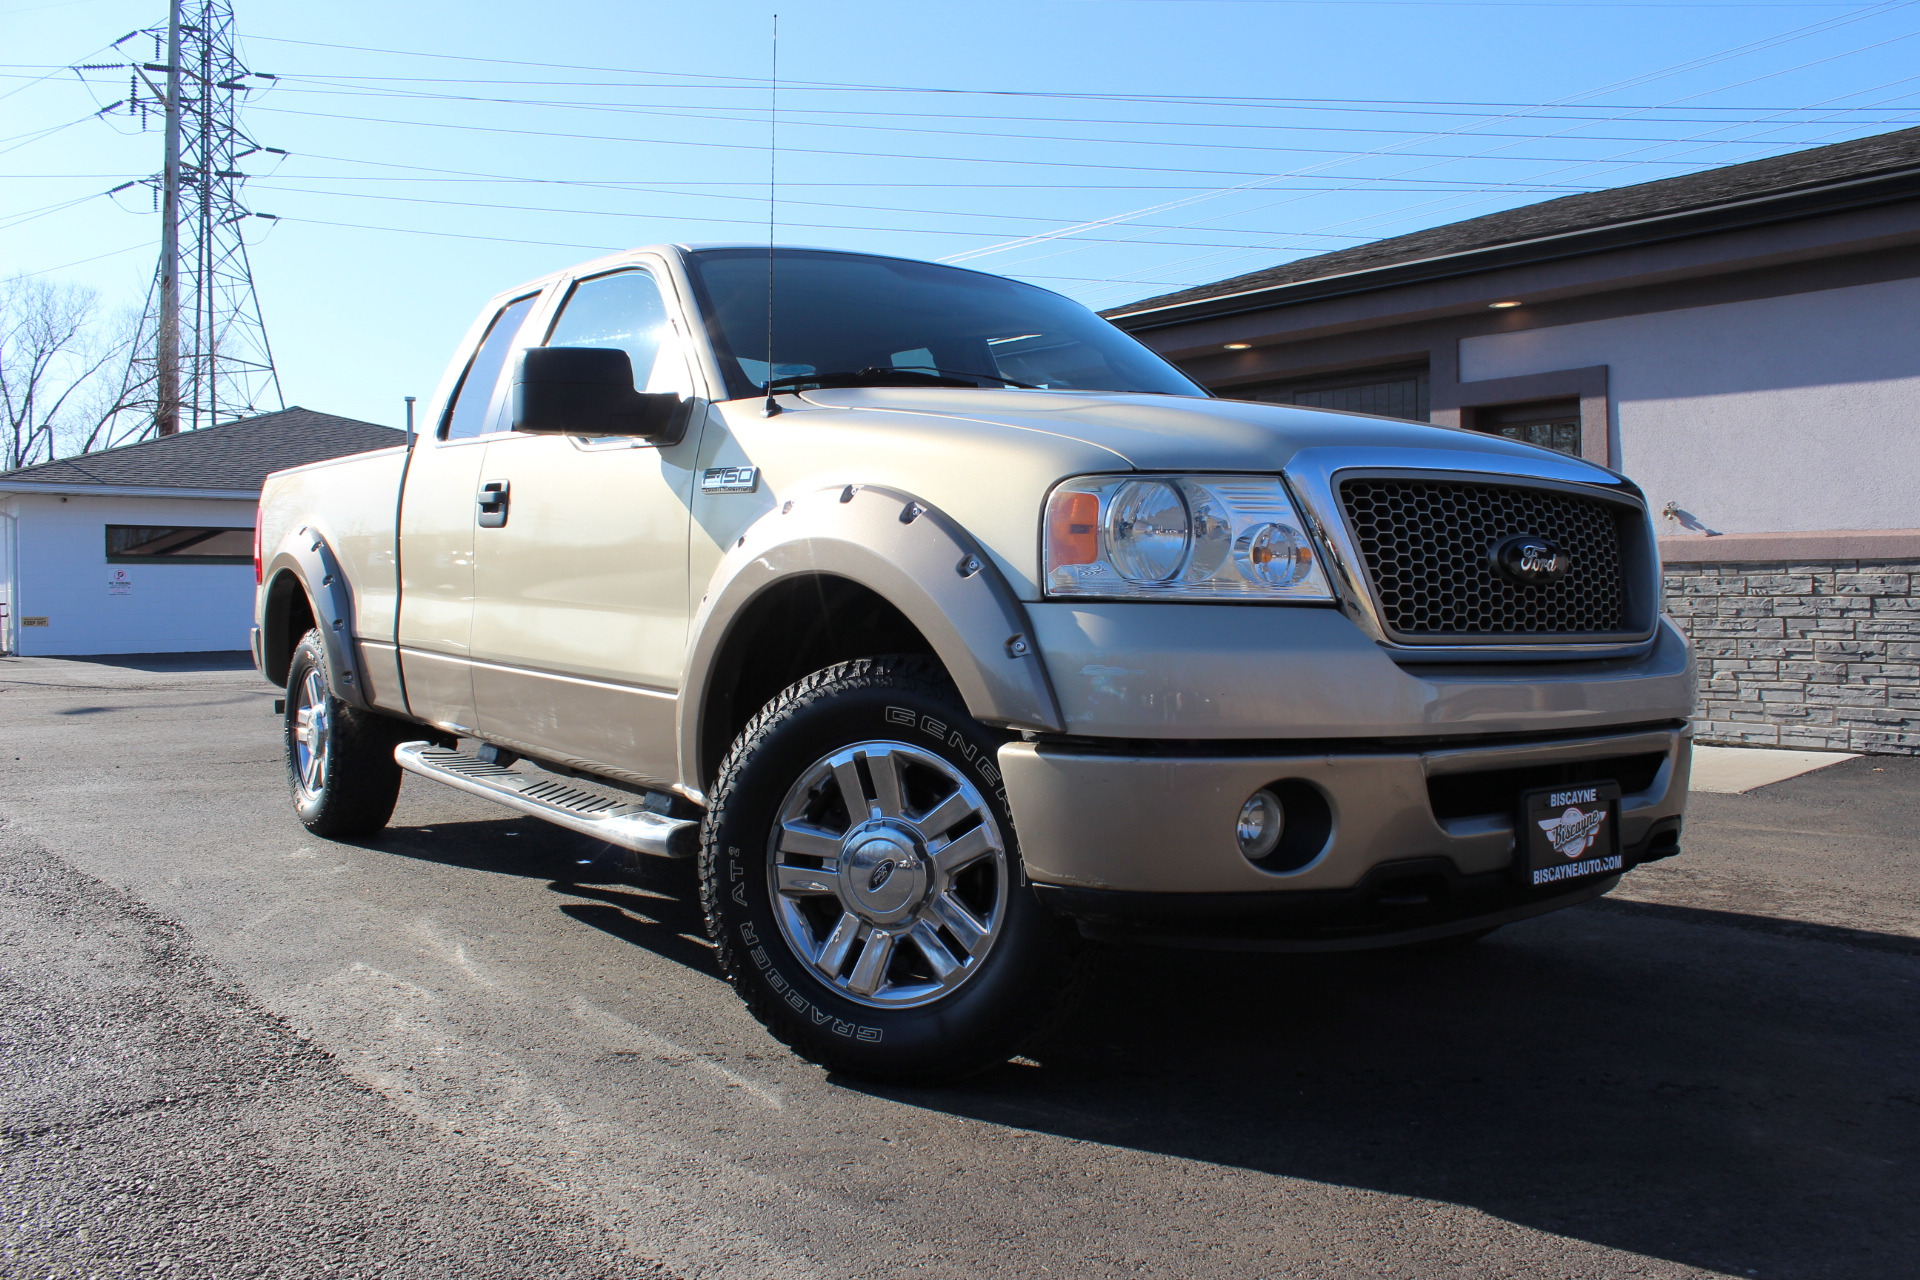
[1538,806,1607,859]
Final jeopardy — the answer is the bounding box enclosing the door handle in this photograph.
[477,479,510,528]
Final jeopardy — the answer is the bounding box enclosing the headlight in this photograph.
[1044,474,1334,601]
[1106,479,1190,583]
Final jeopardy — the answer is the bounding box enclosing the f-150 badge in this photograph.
[702,466,759,494]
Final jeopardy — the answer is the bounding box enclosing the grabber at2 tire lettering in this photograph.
[282,628,407,839]
[699,655,1083,1082]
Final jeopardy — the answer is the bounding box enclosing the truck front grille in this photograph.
[1339,478,1628,639]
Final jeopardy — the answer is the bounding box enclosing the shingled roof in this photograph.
[0,407,400,492]
[1107,125,1920,320]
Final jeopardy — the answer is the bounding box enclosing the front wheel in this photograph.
[283,629,405,838]
[700,656,1081,1082]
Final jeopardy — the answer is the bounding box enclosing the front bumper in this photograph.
[998,722,1689,948]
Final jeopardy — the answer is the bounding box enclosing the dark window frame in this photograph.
[1472,397,1581,457]
[105,524,255,566]
[1231,361,1431,421]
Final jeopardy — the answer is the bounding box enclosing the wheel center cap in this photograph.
[839,820,928,922]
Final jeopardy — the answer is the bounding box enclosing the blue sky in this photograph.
[6,0,1919,428]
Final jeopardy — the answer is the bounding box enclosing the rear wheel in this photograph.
[700,656,1081,1082]
[284,630,405,838]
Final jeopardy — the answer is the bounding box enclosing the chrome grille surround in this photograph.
[1280,446,1661,660]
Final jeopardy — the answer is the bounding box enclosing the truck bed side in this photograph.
[257,445,407,707]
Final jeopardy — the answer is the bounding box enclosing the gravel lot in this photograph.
[1,653,1915,1280]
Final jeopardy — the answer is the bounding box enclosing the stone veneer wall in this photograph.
[1663,558,1920,754]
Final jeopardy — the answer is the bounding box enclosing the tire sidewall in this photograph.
[284,634,331,824]
[706,665,1062,1078]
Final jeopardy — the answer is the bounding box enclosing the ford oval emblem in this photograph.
[1492,534,1571,585]
[868,859,897,892]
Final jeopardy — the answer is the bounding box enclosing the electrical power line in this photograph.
[252,103,1647,185]
[11,4,1913,340]
[266,212,1187,289]
[955,0,1916,269]
[279,149,1605,192]
[1059,13,1920,296]
[256,77,1920,139]
[232,32,1920,112]
[249,182,1391,253]
[250,82,1870,165]
[136,68,1920,121]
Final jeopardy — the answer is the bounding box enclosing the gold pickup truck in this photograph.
[253,245,1694,1080]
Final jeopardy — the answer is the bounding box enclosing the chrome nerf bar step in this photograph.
[394,741,699,859]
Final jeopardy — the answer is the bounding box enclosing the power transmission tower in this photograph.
[113,0,282,440]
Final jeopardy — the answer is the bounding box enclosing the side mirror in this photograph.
[511,346,687,443]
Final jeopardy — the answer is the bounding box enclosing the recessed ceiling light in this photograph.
[1223,342,1252,349]
[1489,300,1523,309]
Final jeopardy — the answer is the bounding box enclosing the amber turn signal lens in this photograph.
[1046,489,1101,569]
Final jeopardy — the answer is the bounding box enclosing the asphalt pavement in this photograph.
[1,653,1915,1280]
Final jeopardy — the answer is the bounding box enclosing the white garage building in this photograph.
[0,408,399,657]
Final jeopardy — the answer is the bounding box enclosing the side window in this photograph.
[442,294,538,440]
[545,269,692,398]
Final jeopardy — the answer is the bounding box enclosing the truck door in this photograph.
[468,265,704,787]
[397,291,543,735]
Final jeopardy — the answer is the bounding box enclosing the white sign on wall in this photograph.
[108,569,132,596]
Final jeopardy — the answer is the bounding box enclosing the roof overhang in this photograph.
[1108,163,1920,331]
[0,481,259,501]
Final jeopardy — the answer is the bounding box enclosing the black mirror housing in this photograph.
[511,346,687,443]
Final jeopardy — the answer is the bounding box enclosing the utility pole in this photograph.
[154,0,183,436]
[113,0,282,444]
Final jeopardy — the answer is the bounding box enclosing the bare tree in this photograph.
[0,275,142,471]
[68,305,151,457]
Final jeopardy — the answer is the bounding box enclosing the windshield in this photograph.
[686,248,1205,401]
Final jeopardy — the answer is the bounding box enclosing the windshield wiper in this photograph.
[765,366,1038,391]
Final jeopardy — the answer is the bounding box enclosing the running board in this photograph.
[394,741,699,859]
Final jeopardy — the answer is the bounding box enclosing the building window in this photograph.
[1474,398,1580,456]
[1233,363,1430,421]
[105,525,254,565]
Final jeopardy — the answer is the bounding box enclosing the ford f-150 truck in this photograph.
[253,244,1694,1081]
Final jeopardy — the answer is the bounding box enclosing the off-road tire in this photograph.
[283,629,406,838]
[700,656,1083,1082]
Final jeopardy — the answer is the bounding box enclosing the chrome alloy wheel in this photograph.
[291,666,331,804]
[768,740,1009,1009]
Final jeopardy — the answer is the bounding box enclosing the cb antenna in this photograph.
[762,13,781,417]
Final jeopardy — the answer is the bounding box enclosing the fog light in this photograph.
[1236,789,1285,861]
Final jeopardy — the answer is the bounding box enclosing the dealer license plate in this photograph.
[1518,781,1623,888]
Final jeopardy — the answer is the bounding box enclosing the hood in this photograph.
[795,386,1613,479]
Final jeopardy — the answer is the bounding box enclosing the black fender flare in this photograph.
[260,525,371,710]
[678,483,1063,794]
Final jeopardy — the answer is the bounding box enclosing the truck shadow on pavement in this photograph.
[373,818,720,978]
[369,813,1916,1279]
[858,906,1920,1280]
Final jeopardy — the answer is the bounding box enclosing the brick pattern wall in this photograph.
[1664,558,1920,754]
